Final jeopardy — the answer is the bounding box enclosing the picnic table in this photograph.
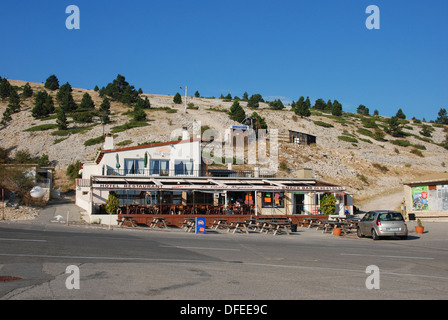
[211,218,229,230]
[181,218,196,233]
[317,220,349,234]
[149,217,168,229]
[226,220,250,234]
[301,217,320,229]
[252,218,291,235]
[117,215,138,228]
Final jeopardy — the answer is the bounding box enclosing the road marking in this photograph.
[1,253,447,281]
[340,253,434,260]
[159,245,240,251]
[0,238,47,243]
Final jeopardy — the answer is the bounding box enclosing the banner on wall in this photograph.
[412,186,429,211]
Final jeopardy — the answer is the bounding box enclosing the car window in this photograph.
[362,213,375,221]
[378,212,403,221]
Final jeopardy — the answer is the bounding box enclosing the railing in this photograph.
[104,169,275,178]
[76,179,91,188]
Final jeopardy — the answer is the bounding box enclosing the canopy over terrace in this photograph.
[90,175,346,217]
[90,175,345,193]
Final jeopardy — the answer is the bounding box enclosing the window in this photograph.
[175,160,194,176]
[150,160,169,176]
[378,212,404,221]
[262,192,284,208]
[124,159,145,175]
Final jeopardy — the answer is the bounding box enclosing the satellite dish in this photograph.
[30,186,44,198]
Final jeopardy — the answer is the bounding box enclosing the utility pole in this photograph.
[180,86,188,113]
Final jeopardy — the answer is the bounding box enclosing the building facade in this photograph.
[403,173,448,219]
[76,135,352,224]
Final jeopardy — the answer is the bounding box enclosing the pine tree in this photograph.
[44,95,55,115]
[0,78,12,100]
[56,82,73,103]
[32,91,53,119]
[396,108,406,119]
[79,92,95,110]
[56,108,68,130]
[247,94,263,108]
[331,100,343,116]
[229,101,246,123]
[436,108,448,125]
[99,98,111,123]
[133,105,147,121]
[59,91,77,113]
[313,99,327,111]
[44,75,59,90]
[195,91,200,98]
[22,82,33,98]
[294,96,311,118]
[173,93,182,104]
[8,88,21,113]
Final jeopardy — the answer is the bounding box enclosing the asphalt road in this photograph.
[0,219,447,301]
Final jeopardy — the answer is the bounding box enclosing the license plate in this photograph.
[387,228,400,231]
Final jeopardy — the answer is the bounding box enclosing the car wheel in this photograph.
[372,228,380,240]
[357,227,364,238]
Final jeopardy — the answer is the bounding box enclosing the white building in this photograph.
[76,134,352,225]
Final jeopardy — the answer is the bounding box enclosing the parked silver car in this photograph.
[357,210,408,240]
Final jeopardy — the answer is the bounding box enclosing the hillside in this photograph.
[1,79,447,209]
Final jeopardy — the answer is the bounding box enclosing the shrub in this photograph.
[84,136,105,147]
[390,139,411,147]
[320,194,337,215]
[338,136,358,143]
[314,120,333,128]
[410,148,424,157]
[66,161,82,180]
[24,124,59,132]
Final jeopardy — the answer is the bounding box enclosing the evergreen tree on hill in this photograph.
[22,82,33,98]
[0,78,12,100]
[173,93,182,104]
[57,108,68,130]
[44,75,59,90]
[229,100,246,123]
[396,108,406,119]
[293,96,311,118]
[8,88,21,113]
[79,92,95,110]
[247,94,264,108]
[102,74,139,105]
[331,100,343,116]
[31,91,55,119]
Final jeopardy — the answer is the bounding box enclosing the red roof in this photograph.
[95,138,201,164]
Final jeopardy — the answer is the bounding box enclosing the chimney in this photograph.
[103,133,114,150]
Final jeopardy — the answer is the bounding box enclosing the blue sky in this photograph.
[1,0,447,120]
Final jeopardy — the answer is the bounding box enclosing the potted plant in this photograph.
[415,219,424,234]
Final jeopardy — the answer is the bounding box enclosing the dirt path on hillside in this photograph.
[357,189,404,212]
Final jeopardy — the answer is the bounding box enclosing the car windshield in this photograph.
[378,212,403,221]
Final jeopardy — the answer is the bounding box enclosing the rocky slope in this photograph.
[1,79,447,207]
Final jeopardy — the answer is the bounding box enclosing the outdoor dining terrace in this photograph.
[113,209,360,238]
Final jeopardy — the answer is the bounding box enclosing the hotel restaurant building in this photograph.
[75,134,353,225]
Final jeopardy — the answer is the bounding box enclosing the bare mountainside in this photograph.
[1,79,447,207]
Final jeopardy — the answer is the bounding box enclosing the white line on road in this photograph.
[1,253,448,281]
[159,245,240,251]
[0,238,47,243]
[340,253,434,260]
